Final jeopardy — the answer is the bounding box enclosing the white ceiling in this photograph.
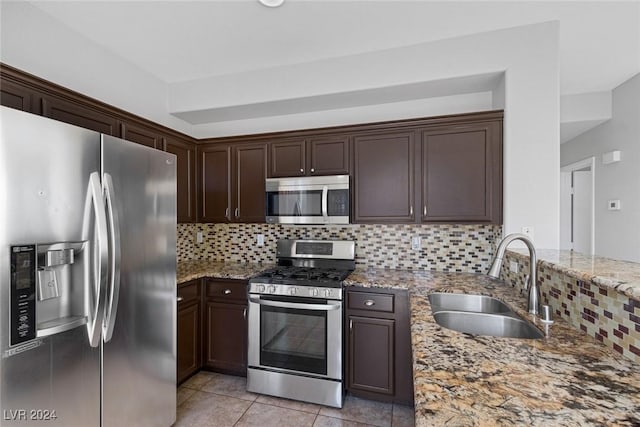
[28,0,640,96]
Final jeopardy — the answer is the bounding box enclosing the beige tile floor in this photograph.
[175,371,415,427]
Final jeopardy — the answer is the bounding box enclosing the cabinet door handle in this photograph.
[235,208,239,218]
[177,296,184,302]
[225,207,229,219]
[349,319,353,332]
[243,308,247,320]
[423,205,427,216]
[410,206,413,216]
[223,289,232,295]
[364,299,375,307]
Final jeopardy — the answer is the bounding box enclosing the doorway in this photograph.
[560,157,595,255]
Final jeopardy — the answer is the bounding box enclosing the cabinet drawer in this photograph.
[178,280,200,305]
[348,291,394,313]
[206,280,247,303]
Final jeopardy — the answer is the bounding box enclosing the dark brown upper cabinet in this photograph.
[269,139,306,177]
[121,121,162,149]
[353,131,415,223]
[164,137,197,223]
[41,95,120,136]
[269,136,350,177]
[0,79,34,113]
[307,135,350,175]
[421,121,502,223]
[200,145,231,223]
[233,143,267,223]
[200,142,267,223]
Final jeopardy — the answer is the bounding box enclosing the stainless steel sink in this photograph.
[428,292,512,314]
[432,311,544,339]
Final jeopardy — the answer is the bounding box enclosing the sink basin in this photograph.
[433,311,544,339]
[428,292,512,314]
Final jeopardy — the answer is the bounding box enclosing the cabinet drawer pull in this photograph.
[177,296,184,302]
[409,206,413,216]
[310,168,315,173]
[423,205,427,216]
[223,289,232,295]
[364,299,375,307]
[300,168,304,173]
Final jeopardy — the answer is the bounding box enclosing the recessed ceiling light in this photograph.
[259,0,284,7]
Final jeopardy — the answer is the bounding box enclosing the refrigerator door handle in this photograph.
[102,173,121,343]
[87,172,108,348]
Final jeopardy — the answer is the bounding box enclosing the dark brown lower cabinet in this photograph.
[204,279,248,376]
[205,302,247,375]
[346,288,413,404]
[177,280,202,384]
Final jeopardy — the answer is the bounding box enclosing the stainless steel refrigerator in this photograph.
[0,106,177,427]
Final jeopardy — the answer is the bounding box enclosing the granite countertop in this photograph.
[177,260,274,284]
[345,268,640,426]
[509,248,640,299]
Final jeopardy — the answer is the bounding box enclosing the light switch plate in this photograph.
[257,234,265,247]
[196,231,204,243]
[509,261,519,273]
[607,199,621,210]
[411,236,421,250]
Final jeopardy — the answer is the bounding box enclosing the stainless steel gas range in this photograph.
[247,239,355,408]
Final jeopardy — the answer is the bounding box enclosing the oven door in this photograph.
[247,294,342,380]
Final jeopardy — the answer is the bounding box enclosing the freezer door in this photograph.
[0,107,101,427]
[100,135,176,427]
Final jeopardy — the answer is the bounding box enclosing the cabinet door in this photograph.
[308,136,350,175]
[41,95,120,136]
[121,121,162,149]
[234,143,267,223]
[165,137,197,223]
[0,79,34,112]
[421,121,502,223]
[353,132,415,222]
[348,316,395,395]
[177,302,201,384]
[269,140,305,177]
[200,145,231,222]
[205,302,247,375]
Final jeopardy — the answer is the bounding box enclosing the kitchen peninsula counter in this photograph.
[177,260,273,284]
[344,268,640,426]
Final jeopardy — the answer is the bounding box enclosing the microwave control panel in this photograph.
[10,245,36,345]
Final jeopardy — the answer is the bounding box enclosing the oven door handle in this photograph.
[249,297,341,311]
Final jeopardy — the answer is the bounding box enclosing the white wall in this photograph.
[0,1,561,250]
[561,73,640,262]
[0,1,192,135]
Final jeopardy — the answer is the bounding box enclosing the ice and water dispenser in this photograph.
[10,242,89,345]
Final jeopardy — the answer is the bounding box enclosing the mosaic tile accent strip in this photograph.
[501,250,640,364]
[178,223,501,273]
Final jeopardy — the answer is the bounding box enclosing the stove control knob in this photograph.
[311,288,319,297]
[289,287,297,296]
[256,284,265,293]
[268,285,277,294]
[324,289,332,298]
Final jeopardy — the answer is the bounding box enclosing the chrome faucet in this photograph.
[487,233,541,315]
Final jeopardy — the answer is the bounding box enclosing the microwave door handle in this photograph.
[322,186,329,222]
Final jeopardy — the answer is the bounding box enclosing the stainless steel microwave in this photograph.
[265,175,350,224]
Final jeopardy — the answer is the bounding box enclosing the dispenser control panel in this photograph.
[10,245,36,345]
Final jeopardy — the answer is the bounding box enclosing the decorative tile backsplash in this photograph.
[501,251,640,364]
[178,223,502,273]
